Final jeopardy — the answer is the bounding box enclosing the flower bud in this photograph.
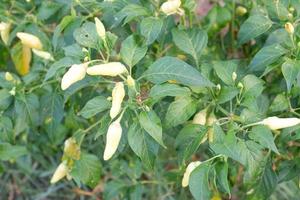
[160,0,181,16]
[232,72,237,81]
[182,161,201,187]
[5,72,14,81]
[16,32,43,50]
[64,138,80,160]
[192,109,207,125]
[61,63,88,90]
[87,62,128,76]
[32,49,54,61]
[110,82,125,119]
[103,119,123,161]
[0,22,10,45]
[236,6,247,16]
[50,162,69,184]
[216,84,221,91]
[9,87,16,96]
[237,82,243,89]
[126,75,135,87]
[95,17,106,39]
[258,116,300,130]
[285,22,294,34]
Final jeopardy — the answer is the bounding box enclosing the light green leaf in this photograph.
[175,124,207,163]
[249,125,279,154]
[127,122,159,169]
[238,14,273,45]
[70,153,102,188]
[149,83,191,99]
[282,59,300,91]
[0,143,28,161]
[241,75,264,98]
[189,162,211,200]
[212,60,238,85]
[249,44,288,72]
[73,22,98,48]
[120,35,147,68]
[217,86,239,104]
[143,56,213,87]
[215,161,231,195]
[172,28,207,64]
[165,96,197,128]
[78,96,111,119]
[0,89,12,110]
[139,110,165,147]
[269,94,289,113]
[140,17,163,45]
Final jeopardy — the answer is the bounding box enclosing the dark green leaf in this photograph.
[215,161,231,195]
[78,96,111,119]
[238,14,273,45]
[149,83,191,99]
[120,35,147,68]
[282,59,300,91]
[70,153,102,188]
[143,56,213,87]
[249,44,288,72]
[175,124,207,163]
[139,110,165,147]
[165,96,197,128]
[140,17,163,45]
[189,162,211,200]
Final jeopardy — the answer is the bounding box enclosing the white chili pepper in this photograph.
[50,162,69,184]
[110,82,125,119]
[61,63,88,90]
[16,32,43,50]
[87,62,128,76]
[182,161,201,187]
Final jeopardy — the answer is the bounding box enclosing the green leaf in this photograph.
[0,117,13,143]
[172,28,207,64]
[149,83,191,99]
[212,60,238,85]
[40,93,64,140]
[120,35,147,68]
[113,4,149,27]
[210,125,246,165]
[127,122,159,169]
[282,59,300,91]
[241,75,264,98]
[165,96,197,128]
[217,86,239,104]
[249,44,288,72]
[0,143,27,161]
[247,161,278,199]
[143,56,213,87]
[175,124,207,163]
[238,14,273,45]
[249,125,279,154]
[14,94,40,133]
[73,22,98,48]
[269,94,289,113]
[140,17,163,45]
[0,89,12,110]
[78,96,111,119]
[215,161,231,195]
[139,110,165,147]
[70,153,102,188]
[189,162,211,200]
